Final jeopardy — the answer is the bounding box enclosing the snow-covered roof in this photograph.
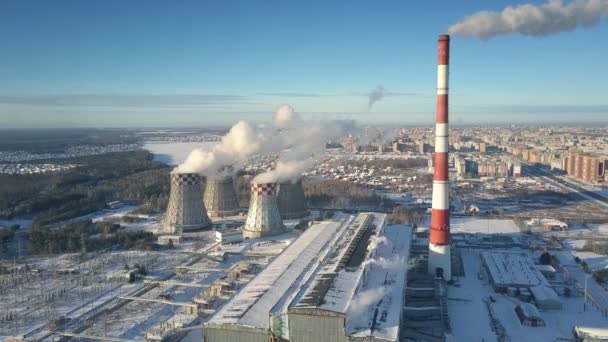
[536,264,556,273]
[575,326,608,339]
[482,251,549,287]
[529,285,560,304]
[518,302,541,319]
[293,213,386,313]
[207,213,354,329]
[346,224,412,341]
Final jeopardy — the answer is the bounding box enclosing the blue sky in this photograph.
[0,0,607,128]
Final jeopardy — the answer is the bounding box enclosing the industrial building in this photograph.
[277,179,308,220]
[163,172,211,233]
[481,251,562,310]
[205,213,413,342]
[242,182,285,238]
[204,177,241,217]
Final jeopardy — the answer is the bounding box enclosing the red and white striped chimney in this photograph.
[428,34,451,280]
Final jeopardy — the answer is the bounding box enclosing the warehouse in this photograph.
[204,212,412,342]
[482,251,551,292]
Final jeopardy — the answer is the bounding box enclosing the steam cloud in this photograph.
[367,85,386,109]
[176,104,354,182]
[367,235,388,253]
[448,0,608,40]
[253,106,352,184]
[348,287,386,317]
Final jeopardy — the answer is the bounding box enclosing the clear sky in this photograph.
[0,0,607,128]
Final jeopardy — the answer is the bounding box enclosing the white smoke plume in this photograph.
[253,107,352,184]
[175,107,299,178]
[273,104,300,128]
[348,287,386,318]
[177,104,354,181]
[367,85,386,109]
[449,0,608,40]
[367,235,388,253]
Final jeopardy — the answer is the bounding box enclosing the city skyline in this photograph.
[1,0,607,128]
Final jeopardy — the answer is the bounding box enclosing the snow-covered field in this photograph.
[143,141,219,165]
[449,249,608,342]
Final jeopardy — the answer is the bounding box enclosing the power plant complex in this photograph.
[428,34,452,280]
[156,34,455,342]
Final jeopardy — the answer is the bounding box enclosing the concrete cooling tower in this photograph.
[277,180,308,220]
[164,172,211,233]
[243,182,285,239]
[203,177,240,217]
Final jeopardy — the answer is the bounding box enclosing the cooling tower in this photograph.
[243,182,285,238]
[164,172,211,233]
[203,177,240,217]
[277,180,308,220]
[428,34,452,280]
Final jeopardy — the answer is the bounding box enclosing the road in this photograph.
[521,161,608,210]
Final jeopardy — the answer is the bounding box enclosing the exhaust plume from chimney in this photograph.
[449,0,608,40]
[367,85,386,110]
[176,104,354,181]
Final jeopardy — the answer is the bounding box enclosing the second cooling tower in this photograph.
[243,182,285,238]
[164,172,211,233]
[203,177,240,217]
[277,180,308,220]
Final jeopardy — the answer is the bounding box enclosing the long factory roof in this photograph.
[207,212,410,341]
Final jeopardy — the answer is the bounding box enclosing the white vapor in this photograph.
[253,106,352,184]
[273,104,300,128]
[367,85,386,109]
[348,287,386,318]
[174,121,277,178]
[448,0,608,40]
[176,104,354,181]
[367,235,388,253]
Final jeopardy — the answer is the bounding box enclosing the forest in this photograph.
[0,150,170,227]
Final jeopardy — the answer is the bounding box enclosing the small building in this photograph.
[541,219,568,231]
[215,229,243,244]
[573,326,608,342]
[158,235,182,246]
[515,303,545,327]
[530,285,562,310]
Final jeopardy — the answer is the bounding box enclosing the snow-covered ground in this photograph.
[143,141,219,165]
[449,249,608,342]
[91,205,161,232]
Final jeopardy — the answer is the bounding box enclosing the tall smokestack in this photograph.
[277,179,308,220]
[243,182,285,238]
[203,177,240,218]
[164,172,211,234]
[428,34,452,280]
